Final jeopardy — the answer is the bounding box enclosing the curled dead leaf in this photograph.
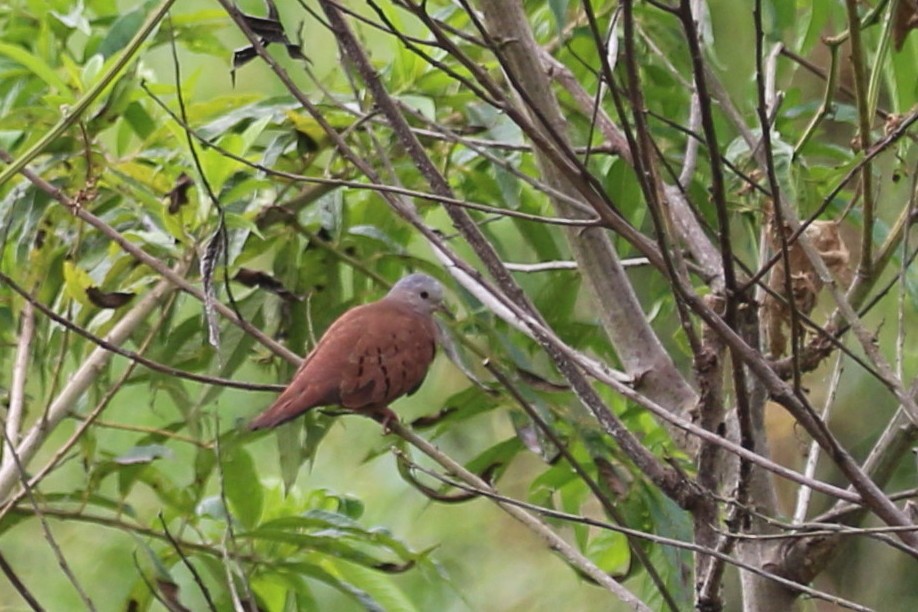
[166,172,194,214]
[86,286,135,309]
[234,267,302,302]
[763,206,851,357]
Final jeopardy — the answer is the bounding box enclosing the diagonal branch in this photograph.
[477,0,699,451]
[0,266,188,501]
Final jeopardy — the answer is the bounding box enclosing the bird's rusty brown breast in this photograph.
[337,298,437,410]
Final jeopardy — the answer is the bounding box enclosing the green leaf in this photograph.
[80,53,104,88]
[549,0,569,32]
[643,484,693,607]
[274,421,306,493]
[114,444,174,465]
[97,6,146,59]
[0,41,72,97]
[429,386,502,436]
[245,528,405,569]
[117,463,197,513]
[122,101,155,140]
[269,562,384,612]
[62,260,95,307]
[196,495,228,521]
[334,560,419,612]
[222,446,264,530]
[463,437,524,480]
[585,530,631,576]
[260,510,414,559]
[198,296,262,406]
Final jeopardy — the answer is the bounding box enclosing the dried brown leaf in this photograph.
[763,206,851,356]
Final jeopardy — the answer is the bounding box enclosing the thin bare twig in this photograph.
[0,290,181,527]
[399,455,873,612]
[0,269,282,393]
[0,150,299,366]
[385,424,652,608]
[0,427,97,611]
[159,514,218,612]
[0,272,184,501]
[0,552,45,611]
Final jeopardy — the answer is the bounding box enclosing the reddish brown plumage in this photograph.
[248,293,438,430]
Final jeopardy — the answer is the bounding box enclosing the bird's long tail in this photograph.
[247,396,312,430]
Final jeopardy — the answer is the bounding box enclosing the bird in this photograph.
[248,273,445,430]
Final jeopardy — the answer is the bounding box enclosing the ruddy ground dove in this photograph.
[248,274,445,430]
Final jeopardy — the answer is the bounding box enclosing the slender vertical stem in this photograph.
[1,301,34,475]
[843,0,876,278]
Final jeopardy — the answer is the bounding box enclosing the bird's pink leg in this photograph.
[372,407,399,433]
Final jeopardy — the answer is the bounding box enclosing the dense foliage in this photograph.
[0,0,916,610]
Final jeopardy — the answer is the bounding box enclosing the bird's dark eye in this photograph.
[420,291,429,299]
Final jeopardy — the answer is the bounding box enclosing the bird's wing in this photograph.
[247,305,373,430]
[339,304,437,410]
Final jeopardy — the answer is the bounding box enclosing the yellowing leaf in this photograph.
[62,260,94,307]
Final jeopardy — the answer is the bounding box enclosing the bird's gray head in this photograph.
[387,273,445,314]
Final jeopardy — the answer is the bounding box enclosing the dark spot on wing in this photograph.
[377,346,391,398]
